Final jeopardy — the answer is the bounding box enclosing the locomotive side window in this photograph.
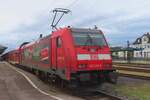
[57,37,62,48]
[72,32,107,46]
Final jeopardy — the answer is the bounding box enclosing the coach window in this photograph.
[57,37,62,48]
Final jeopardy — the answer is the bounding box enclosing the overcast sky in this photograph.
[1,0,150,52]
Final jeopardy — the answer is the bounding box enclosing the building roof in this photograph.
[133,32,150,44]
[0,45,7,55]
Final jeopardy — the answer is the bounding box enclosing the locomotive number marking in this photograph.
[90,54,98,60]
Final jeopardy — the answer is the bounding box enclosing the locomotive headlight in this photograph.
[78,64,87,68]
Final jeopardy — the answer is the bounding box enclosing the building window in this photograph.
[148,52,150,58]
[144,52,147,58]
[136,52,138,57]
[138,39,140,43]
[143,36,148,43]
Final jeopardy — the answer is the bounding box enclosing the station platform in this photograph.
[0,62,55,100]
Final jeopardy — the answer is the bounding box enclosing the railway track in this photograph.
[113,63,150,80]
[74,89,122,100]
[118,73,150,80]
[92,90,122,100]
[114,66,150,73]
[113,63,150,68]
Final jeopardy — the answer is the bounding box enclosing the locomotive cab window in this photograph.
[56,37,62,48]
[72,32,107,46]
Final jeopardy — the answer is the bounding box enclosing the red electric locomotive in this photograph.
[3,8,117,87]
[18,27,117,86]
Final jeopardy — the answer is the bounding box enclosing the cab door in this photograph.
[51,37,57,69]
[51,36,65,70]
[56,37,65,69]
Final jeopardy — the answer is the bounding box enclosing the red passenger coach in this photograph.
[17,27,117,86]
[3,49,19,64]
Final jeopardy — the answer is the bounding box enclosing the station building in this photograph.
[130,32,150,58]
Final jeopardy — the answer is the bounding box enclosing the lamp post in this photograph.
[127,40,131,63]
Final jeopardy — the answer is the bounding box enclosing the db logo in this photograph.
[40,48,49,61]
[91,54,98,60]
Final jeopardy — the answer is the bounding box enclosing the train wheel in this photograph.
[35,69,39,76]
[47,74,57,85]
[60,80,67,88]
[108,72,118,84]
[68,80,78,88]
[31,68,36,74]
[38,71,47,82]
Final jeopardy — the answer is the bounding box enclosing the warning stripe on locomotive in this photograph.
[77,54,111,60]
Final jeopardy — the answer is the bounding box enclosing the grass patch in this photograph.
[115,84,150,100]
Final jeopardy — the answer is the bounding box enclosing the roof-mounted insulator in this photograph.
[94,25,98,29]
[40,34,43,38]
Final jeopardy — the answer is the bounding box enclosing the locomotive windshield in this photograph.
[72,32,107,46]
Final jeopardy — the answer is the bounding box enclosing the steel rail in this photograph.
[113,63,150,68]
[94,90,123,100]
[114,66,150,73]
[76,88,123,100]
[118,73,150,80]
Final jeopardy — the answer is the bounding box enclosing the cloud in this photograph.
[1,0,150,51]
[0,0,75,33]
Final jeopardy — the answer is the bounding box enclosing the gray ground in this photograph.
[12,63,82,100]
[1,61,149,100]
[0,62,55,100]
